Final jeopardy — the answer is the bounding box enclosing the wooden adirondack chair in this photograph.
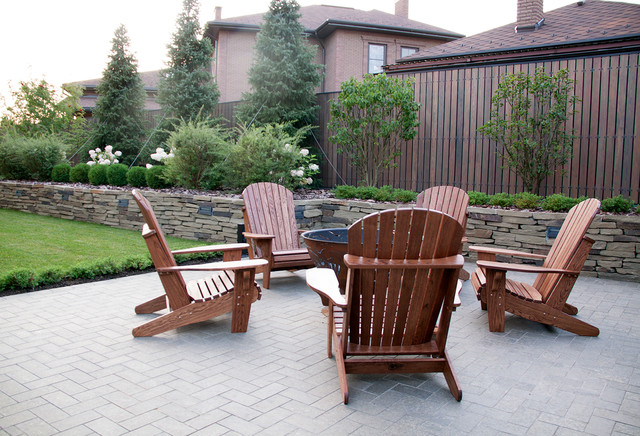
[242,182,314,288]
[306,208,465,404]
[131,189,267,337]
[417,186,470,281]
[470,198,600,336]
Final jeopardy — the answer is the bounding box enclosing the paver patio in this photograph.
[0,264,639,435]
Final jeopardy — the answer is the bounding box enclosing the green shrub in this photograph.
[355,186,378,200]
[146,165,170,189]
[540,194,582,212]
[106,163,128,186]
[227,123,316,190]
[164,118,231,189]
[51,163,71,182]
[69,163,90,183]
[489,192,514,207]
[601,195,632,213]
[333,185,357,199]
[512,192,541,209]
[468,191,490,206]
[88,164,108,185]
[393,189,417,203]
[127,166,147,188]
[373,185,394,202]
[0,134,65,181]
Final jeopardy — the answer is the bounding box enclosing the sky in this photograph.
[1,0,638,110]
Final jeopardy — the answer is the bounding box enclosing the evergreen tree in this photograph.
[93,24,147,165]
[157,0,219,132]
[235,0,322,129]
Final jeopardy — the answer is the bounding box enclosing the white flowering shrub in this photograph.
[87,145,122,166]
[227,123,319,190]
[148,147,175,165]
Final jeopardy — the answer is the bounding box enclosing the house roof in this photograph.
[205,4,463,41]
[388,0,640,70]
[67,71,162,112]
[67,70,162,91]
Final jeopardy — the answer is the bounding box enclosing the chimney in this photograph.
[515,0,544,32]
[215,6,222,20]
[395,0,408,19]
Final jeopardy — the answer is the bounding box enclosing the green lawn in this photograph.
[0,208,215,291]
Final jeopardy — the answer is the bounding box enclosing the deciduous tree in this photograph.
[328,74,420,187]
[478,67,579,194]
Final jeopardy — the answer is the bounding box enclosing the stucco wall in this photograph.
[1,181,638,281]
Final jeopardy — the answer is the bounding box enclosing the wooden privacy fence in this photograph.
[315,51,640,202]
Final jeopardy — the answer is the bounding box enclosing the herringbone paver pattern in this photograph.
[0,264,639,435]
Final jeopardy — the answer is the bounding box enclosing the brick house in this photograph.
[204,0,463,102]
[68,70,161,118]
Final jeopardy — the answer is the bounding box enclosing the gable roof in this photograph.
[388,0,640,70]
[205,4,463,41]
[67,70,162,91]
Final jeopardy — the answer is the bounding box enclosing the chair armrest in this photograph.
[476,260,579,275]
[469,245,547,259]
[243,232,275,240]
[157,258,268,273]
[171,243,249,255]
[306,268,347,308]
[343,254,464,270]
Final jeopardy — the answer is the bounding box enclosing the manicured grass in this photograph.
[0,208,215,292]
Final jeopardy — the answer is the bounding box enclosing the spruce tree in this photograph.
[236,0,322,129]
[157,0,219,130]
[93,24,147,165]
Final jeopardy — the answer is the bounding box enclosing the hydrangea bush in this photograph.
[87,145,122,166]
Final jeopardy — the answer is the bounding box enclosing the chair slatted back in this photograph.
[132,190,190,309]
[242,182,300,252]
[416,186,469,229]
[346,208,463,347]
[534,198,600,302]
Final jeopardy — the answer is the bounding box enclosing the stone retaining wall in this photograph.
[1,181,638,281]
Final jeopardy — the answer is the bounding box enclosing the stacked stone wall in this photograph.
[1,181,638,281]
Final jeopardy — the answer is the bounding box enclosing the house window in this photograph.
[368,43,386,74]
[401,46,419,58]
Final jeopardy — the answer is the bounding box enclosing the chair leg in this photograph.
[442,350,462,401]
[485,269,506,332]
[135,295,166,314]
[231,269,256,333]
[133,298,233,337]
[262,266,271,289]
[509,298,599,336]
[333,331,349,404]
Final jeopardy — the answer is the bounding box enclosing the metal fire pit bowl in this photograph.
[301,228,349,295]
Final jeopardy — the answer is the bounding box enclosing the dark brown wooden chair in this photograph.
[417,186,470,281]
[242,182,314,288]
[306,208,465,404]
[131,189,267,337]
[470,198,600,336]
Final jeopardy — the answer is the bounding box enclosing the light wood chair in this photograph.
[306,208,465,404]
[470,198,600,336]
[242,182,315,288]
[417,186,470,281]
[131,189,267,337]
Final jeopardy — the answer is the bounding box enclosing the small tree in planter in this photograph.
[328,73,420,187]
[478,67,579,194]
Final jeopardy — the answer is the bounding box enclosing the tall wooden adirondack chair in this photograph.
[306,208,465,404]
[242,182,314,288]
[131,190,267,337]
[470,198,600,336]
[417,186,470,281]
